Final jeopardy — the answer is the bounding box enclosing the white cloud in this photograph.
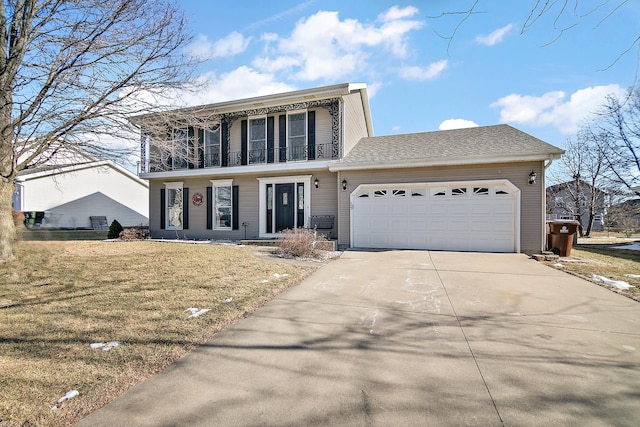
[476,24,514,46]
[181,67,295,105]
[439,119,479,130]
[185,32,251,60]
[253,7,423,82]
[490,84,626,134]
[399,60,448,80]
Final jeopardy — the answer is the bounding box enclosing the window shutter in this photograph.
[221,122,229,167]
[206,186,212,229]
[267,116,275,163]
[232,185,239,230]
[241,120,248,166]
[279,115,286,162]
[307,111,316,160]
[160,189,166,229]
[183,187,189,229]
[188,127,195,169]
[197,128,204,168]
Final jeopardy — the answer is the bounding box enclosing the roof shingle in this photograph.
[335,124,563,168]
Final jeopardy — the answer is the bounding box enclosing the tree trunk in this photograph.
[0,178,17,260]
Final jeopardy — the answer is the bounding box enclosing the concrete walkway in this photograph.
[77,251,640,426]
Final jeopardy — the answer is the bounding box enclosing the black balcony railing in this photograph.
[144,143,340,173]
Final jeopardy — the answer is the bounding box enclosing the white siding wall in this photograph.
[21,164,149,228]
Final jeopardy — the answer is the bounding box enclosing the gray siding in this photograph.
[337,161,545,253]
[343,92,370,156]
[149,170,338,240]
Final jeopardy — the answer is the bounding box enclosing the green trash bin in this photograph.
[546,220,580,256]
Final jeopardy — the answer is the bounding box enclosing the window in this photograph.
[211,180,233,229]
[452,187,467,196]
[204,124,221,167]
[171,128,189,170]
[374,190,387,198]
[474,187,489,195]
[249,117,266,164]
[392,190,406,197]
[288,112,306,160]
[165,182,183,230]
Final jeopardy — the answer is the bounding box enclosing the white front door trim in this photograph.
[258,175,312,238]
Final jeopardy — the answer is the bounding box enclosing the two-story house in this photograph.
[133,83,564,253]
[546,180,606,234]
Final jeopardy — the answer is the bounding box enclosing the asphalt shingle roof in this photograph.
[336,124,563,167]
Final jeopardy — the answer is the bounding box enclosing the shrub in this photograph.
[119,227,150,240]
[278,228,329,258]
[107,219,124,239]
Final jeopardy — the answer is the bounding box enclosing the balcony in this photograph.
[142,143,340,173]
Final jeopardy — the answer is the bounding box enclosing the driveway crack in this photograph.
[428,251,505,427]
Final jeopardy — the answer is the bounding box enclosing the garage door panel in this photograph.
[353,181,518,252]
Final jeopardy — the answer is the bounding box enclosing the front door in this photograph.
[275,183,295,232]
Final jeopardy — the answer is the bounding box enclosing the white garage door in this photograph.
[352,180,519,252]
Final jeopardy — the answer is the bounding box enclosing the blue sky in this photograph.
[175,0,639,150]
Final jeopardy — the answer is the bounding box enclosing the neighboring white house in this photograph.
[13,153,149,229]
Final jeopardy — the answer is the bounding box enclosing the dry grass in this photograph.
[544,241,640,302]
[0,240,318,426]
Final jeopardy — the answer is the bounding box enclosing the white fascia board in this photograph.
[140,161,332,180]
[329,153,561,172]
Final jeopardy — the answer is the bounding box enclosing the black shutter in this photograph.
[307,111,316,160]
[187,127,195,169]
[279,115,286,162]
[221,122,229,167]
[160,189,165,229]
[267,116,275,163]
[206,186,212,229]
[232,185,239,230]
[182,187,189,229]
[197,128,204,168]
[241,120,248,165]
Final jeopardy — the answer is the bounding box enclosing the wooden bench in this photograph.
[309,215,335,238]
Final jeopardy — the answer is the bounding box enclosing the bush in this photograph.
[107,219,124,239]
[119,227,150,240]
[278,228,329,258]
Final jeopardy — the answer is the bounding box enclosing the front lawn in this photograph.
[0,240,318,426]
[544,242,640,302]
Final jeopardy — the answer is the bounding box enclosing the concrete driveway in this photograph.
[77,251,640,426]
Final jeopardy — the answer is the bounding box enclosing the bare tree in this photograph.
[0,0,192,260]
[596,88,640,196]
[428,1,638,67]
[547,128,607,236]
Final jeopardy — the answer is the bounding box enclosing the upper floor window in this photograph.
[204,124,221,167]
[170,128,189,170]
[249,117,266,164]
[288,112,306,161]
